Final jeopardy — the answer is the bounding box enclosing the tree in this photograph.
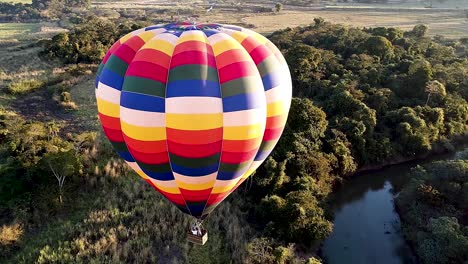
[360,36,394,61]
[412,24,428,38]
[275,3,283,12]
[42,150,82,204]
[425,80,446,105]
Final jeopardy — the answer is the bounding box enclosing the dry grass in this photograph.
[0,0,31,4]
[241,10,468,38]
[0,224,23,246]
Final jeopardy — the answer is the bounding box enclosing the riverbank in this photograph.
[395,157,468,264]
[355,135,468,175]
[321,146,467,264]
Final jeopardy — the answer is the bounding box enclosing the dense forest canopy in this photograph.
[396,156,468,264]
[1,15,467,263]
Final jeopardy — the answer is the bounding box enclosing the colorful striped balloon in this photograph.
[95,22,292,219]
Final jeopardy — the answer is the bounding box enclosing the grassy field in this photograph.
[90,1,468,39]
[0,0,31,4]
[242,9,468,38]
[0,23,40,40]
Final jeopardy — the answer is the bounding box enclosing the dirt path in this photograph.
[9,76,98,135]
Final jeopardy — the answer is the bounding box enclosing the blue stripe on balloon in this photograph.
[117,151,135,162]
[166,80,221,98]
[171,163,219,176]
[216,170,245,181]
[95,76,100,89]
[142,169,174,181]
[145,25,165,31]
[99,68,124,91]
[202,29,220,37]
[120,91,165,112]
[261,69,283,91]
[222,91,264,112]
[254,150,270,161]
[186,204,205,217]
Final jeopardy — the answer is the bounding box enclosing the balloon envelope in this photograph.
[95,22,292,218]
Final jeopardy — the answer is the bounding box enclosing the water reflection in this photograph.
[322,150,462,264]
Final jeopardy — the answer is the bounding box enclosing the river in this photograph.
[321,149,466,264]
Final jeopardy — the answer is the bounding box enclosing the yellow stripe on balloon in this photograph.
[119,32,134,43]
[136,31,158,42]
[226,30,249,44]
[212,40,243,56]
[178,30,208,43]
[147,178,181,194]
[224,123,264,140]
[244,29,268,44]
[143,39,175,56]
[121,121,166,141]
[176,180,216,191]
[267,101,288,117]
[212,181,238,193]
[96,97,120,118]
[166,113,222,130]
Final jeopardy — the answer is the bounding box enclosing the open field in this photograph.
[242,9,468,38]
[0,23,40,40]
[0,22,66,42]
[0,0,31,3]
[89,1,468,39]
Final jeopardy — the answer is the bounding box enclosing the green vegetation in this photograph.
[41,16,150,64]
[396,159,468,264]
[0,0,89,21]
[0,14,467,263]
[0,23,40,40]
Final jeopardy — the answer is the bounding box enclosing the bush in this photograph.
[6,79,45,95]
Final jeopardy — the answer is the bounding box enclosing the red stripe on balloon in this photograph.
[127,146,169,165]
[166,127,223,145]
[180,188,212,199]
[262,127,284,141]
[240,36,261,53]
[103,127,124,142]
[222,138,261,152]
[102,41,122,64]
[249,45,272,65]
[170,50,216,69]
[218,61,257,84]
[221,148,258,164]
[126,61,168,83]
[98,113,121,130]
[123,135,167,154]
[134,49,171,68]
[173,41,213,55]
[113,44,137,64]
[266,114,287,129]
[168,140,222,158]
[215,49,247,68]
[206,193,228,205]
[123,36,146,52]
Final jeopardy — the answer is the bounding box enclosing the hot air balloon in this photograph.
[95,22,292,244]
